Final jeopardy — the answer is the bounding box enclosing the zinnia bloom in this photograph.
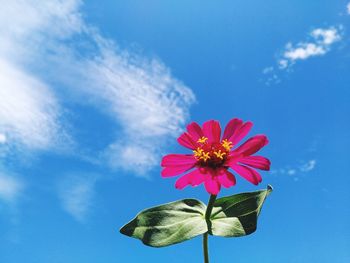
[161,118,270,195]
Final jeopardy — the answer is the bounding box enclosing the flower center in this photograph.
[193,137,233,168]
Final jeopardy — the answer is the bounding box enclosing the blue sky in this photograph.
[1,0,350,262]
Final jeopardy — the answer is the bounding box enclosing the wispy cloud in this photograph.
[0,59,66,152]
[0,168,24,243]
[261,66,281,86]
[263,26,342,85]
[59,34,195,175]
[58,174,98,222]
[299,159,316,172]
[280,43,326,67]
[82,41,195,175]
[271,159,317,181]
[347,2,350,15]
[0,0,80,155]
[0,171,24,204]
[279,27,342,69]
[0,0,195,176]
[0,133,6,144]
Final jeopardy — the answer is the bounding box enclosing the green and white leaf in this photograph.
[120,199,207,247]
[120,185,273,246]
[210,185,272,237]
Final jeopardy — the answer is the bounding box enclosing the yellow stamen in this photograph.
[197,136,208,144]
[193,147,204,158]
[221,139,233,151]
[213,150,226,160]
[199,152,211,162]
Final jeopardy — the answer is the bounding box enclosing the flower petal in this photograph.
[224,155,240,169]
[233,135,269,156]
[230,164,262,185]
[202,120,221,143]
[177,132,197,149]
[186,122,203,141]
[175,169,206,189]
[204,176,221,195]
[222,118,243,140]
[238,156,271,171]
[217,170,236,188]
[175,172,193,189]
[161,154,197,167]
[161,164,196,177]
[229,121,253,146]
[189,169,207,186]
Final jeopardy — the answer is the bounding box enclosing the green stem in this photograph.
[203,194,217,263]
[203,233,209,263]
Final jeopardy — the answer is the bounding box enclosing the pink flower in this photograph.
[161,119,270,195]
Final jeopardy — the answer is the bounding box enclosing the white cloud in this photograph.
[0,58,64,151]
[300,159,316,172]
[283,43,326,62]
[347,2,350,14]
[278,27,341,69]
[0,0,79,155]
[0,0,83,62]
[78,41,195,174]
[271,159,317,179]
[287,169,296,175]
[261,67,280,86]
[263,26,342,84]
[262,67,274,74]
[0,0,195,175]
[58,174,98,222]
[0,172,24,203]
[104,143,159,176]
[0,133,6,144]
[0,170,24,243]
[44,30,195,174]
[311,28,341,45]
